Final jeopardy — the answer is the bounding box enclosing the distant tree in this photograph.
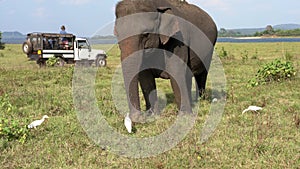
[264,25,275,35]
[254,28,300,37]
[0,32,5,50]
[254,31,263,36]
[218,28,243,37]
[219,28,227,34]
[266,25,273,32]
[275,28,300,36]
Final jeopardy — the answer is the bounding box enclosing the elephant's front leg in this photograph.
[139,69,158,115]
[122,59,146,123]
[195,70,208,97]
[165,45,193,114]
[122,69,141,121]
[170,70,193,113]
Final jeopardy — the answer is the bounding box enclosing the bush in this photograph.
[251,49,259,60]
[217,47,235,60]
[218,47,228,58]
[0,43,5,50]
[0,32,5,50]
[0,94,29,144]
[0,94,14,113]
[46,56,59,67]
[241,50,249,61]
[248,59,297,87]
[0,118,28,144]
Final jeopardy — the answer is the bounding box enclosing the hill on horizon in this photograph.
[1,31,26,44]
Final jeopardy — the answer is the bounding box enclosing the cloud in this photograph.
[8,10,15,15]
[33,0,46,3]
[187,0,231,11]
[60,0,92,5]
[33,7,47,18]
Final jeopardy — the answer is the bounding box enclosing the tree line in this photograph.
[218,25,300,37]
[254,26,300,37]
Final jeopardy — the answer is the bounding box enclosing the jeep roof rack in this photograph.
[26,32,75,38]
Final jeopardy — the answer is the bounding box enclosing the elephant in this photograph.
[114,0,217,123]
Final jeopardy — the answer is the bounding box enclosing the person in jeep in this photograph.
[60,25,67,34]
[60,25,69,49]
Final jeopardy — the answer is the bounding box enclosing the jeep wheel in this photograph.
[96,59,107,67]
[22,41,32,54]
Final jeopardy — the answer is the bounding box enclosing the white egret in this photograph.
[28,115,49,129]
[212,98,218,103]
[242,106,262,114]
[124,113,132,133]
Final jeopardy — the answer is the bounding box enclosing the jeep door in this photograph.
[77,40,90,60]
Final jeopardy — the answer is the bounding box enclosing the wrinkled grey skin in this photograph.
[114,0,217,122]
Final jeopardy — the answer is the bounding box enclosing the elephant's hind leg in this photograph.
[195,70,208,98]
[139,70,158,114]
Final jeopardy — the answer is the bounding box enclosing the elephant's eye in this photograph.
[142,33,150,38]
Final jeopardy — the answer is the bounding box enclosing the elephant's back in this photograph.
[174,2,218,45]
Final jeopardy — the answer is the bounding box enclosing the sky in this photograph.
[0,0,299,37]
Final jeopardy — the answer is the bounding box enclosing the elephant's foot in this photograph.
[159,71,170,79]
[129,112,146,124]
[129,109,160,123]
[146,108,160,116]
[144,108,160,122]
[178,110,195,116]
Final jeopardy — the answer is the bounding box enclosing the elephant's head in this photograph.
[114,0,179,60]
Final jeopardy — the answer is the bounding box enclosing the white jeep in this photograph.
[22,33,107,67]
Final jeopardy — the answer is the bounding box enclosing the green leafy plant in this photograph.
[0,94,29,144]
[241,50,249,61]
[251,49,259,59]
[218,47,228,58]
[249,59,297,87]
[0,94,14,113]
[46,56,59,67]
[0,118,28,144]
[217,46,235,60]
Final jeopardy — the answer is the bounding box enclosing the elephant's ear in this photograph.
[157,7,179,45]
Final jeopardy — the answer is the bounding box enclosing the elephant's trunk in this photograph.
[119,36,140,61]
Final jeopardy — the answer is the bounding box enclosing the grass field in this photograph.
[0,42,299,168]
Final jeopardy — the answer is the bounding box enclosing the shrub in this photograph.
[0,94,29,144]
[216,46,234,60]
[0,118,28,144]
[218,47,228,58]
[251,49,259,60]
[46,56,59,67]
[241,50,249,61]
[0,94,14,113]
[248,59,297,87]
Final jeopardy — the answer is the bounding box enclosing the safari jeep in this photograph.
[22,33,107,67]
